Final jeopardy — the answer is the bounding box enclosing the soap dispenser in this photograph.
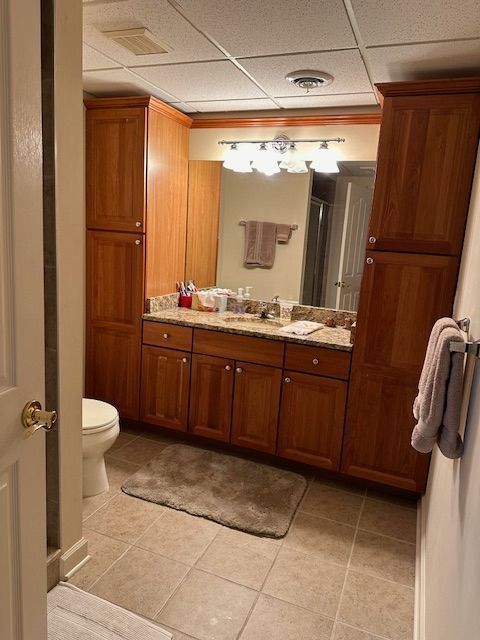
[235,287,245,314]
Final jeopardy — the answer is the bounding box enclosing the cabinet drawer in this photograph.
[285,344,351,380]
[143,321,193,351]
[193,328,284,367]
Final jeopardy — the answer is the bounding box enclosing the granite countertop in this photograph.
[142,308,353,352]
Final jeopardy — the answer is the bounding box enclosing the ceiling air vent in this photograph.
[102,27,171,56]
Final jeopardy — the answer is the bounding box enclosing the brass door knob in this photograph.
[21,400,57,439]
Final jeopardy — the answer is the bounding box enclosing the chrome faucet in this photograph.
[258,302,275,320]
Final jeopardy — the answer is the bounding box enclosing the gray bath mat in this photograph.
[122,444,307,538]
[48,582,171,639]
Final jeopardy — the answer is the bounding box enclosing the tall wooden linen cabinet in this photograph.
[85,97,192,418]
[341,78,480,492]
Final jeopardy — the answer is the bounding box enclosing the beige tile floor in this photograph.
[71,428,417,640]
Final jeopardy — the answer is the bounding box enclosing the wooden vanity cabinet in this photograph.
[278,371,347,470]
[86,107,146,233]
[368,84,480,255]
[342,251,459,490]
[140,345,190,431]
[85,97,192,419]
[341,78,480,493]
[85,230,144,418]
[231,361,282,454]
[189,354,234,442]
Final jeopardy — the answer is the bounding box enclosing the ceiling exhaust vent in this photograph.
[102,27,171,56]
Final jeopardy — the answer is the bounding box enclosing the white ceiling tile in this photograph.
[82,68,180,102]
[83,43,121,70]
[240,51,372,97]
[134,61,266,101]
[171,102,198,113]
[186,98,278,112]
[83,0,222,67]
[351,0,480,46]
[275,93,378,108]
[367,40,480,83]
[176,0,356,56]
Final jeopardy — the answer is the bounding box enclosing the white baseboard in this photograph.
[415,497,426,640]
[59,536,89,580]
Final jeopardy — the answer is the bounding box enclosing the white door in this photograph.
[0,1,48,639]
[335,182,372,311]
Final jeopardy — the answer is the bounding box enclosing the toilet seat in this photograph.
[82,398,119,434]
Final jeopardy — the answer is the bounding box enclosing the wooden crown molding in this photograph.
[83,96,193,127]
[376,77,480,98]
[190,113,382,129]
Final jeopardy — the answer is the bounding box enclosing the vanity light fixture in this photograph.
[222,143,252,173]
[219,136,345,175]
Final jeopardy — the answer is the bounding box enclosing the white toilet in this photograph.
[82,398,120,498]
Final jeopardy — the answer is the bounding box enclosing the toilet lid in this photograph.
[82,398,119,431]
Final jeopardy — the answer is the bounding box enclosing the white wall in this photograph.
[421,147,480,640]
[189,124,380,161]
[56,0,87,576]
[217,169,311,301]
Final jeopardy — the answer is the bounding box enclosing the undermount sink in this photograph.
[223,315,284,328]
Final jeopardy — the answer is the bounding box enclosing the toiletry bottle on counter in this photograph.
[235,288,245,314]
[244,286,252,312]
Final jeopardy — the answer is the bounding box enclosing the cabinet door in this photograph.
[189,354,234,442]
[368,94,480,255]
[341,251,459,491]
[86,107,146,232]
[140,346,190,431]
[278,371,347,470]
[85,230,144,418]
[231,362,282,453]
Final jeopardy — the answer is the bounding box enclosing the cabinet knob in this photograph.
[225,365,232,371]
[135,239,142,246]
[163,333,169,339]
[284,377,291,383]
[235,367,243,374]
[181,357,188,364]
[312,358,319,365]
[366,257,374,265]
[135,221,142,228]
[368,236,377,244]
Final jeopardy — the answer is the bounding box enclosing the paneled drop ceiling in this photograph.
[82,0,480,113]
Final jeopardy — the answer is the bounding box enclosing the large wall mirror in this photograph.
[216,161,375,311]
[187,121,380,312]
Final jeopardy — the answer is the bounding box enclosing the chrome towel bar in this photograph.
[452,317,480,358]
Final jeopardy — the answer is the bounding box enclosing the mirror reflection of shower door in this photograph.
[301,197,330,307]
[335,182,372,310]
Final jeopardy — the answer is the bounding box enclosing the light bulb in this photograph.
[223,143,252,173]
[251,143,280,175]
[310,142,339,173]
[279,144,308,173]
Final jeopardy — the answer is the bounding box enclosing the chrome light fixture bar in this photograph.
[218,137,345,148]
[219,136,345,175]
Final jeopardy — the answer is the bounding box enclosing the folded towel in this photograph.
[411,320,465,459]
[413,317,459,420]
[244,221,277,268]
[276,224,292,244]
[279,321,323,336]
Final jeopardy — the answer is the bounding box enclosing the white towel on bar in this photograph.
[411,318,465,459]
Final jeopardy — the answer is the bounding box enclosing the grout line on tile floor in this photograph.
[233,475,317,639]
[330,490,366,639]
[356,525,417,546]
